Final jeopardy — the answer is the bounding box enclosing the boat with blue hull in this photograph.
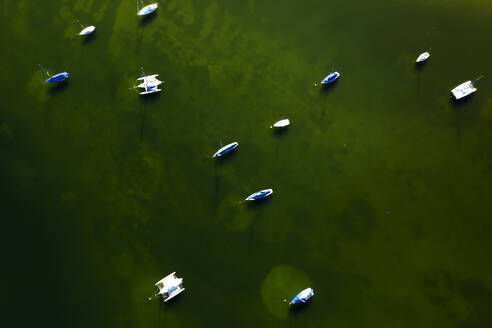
[245,189,273,201]
[290,287,314,305]
[321,70,340,84]
[213,142,238,157]
[39,64,69,84]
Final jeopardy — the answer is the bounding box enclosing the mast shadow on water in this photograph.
[139,12,158,27]
[319,80,339,96]
[450,94,474,109]
[48,80,70,95]
[213,149,237,168]
[82,32,96,44]
[139,91,161,105]
[289,299,313,316]
[245,196,272,210]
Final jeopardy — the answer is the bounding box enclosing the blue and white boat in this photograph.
[137,0,158,16]
[290,287,314,305]
[134,67,162,95]
[153,272,185,302]
[321,70,340,84]
[245,189,273,201]
[213,142,238,157]
[39,64,69,84]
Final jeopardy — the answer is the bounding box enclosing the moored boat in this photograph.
[79,25,95,35]
[290,287,314,305]
[321,70,340,84]
[416,51,430,63]
[213,142,238,157]
[270,119,290,128]
[153,272,185,302]
[451,76,483,100]
[137,0,158,16]
[134,67,162,95]
[245,189,273,201]
[39,64,69,84]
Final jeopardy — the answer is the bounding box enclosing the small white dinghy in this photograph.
[416,51,430,63]
[79,26,95,35]
[77,20,95,36]
[213,142,238,157]
[153,272,185,302]
[137,0,158,16]
[270,119,290,129]
[451,75,483,100]
[134,67,162,95]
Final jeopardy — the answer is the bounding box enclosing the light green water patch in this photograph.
[261,265,311,319]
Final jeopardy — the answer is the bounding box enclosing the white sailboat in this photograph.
[77,20,95,36]
[416,51,430,63]
[134,67,162,95]
[270,119,290,129]
[153,272,185,302]
[451,75,483,100]
[137,0,158,16]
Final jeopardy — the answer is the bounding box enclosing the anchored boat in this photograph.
[137,0,158,16]
[213,142,238,157]
[245,189,273,201]
[39,64,68,83]
[416,51,430,63]
[154,272,185,302]
[134,67,162,95]
[77,20,95,35]
[451,75,483,100]
[270,119,290,129]
[321,70,340,84]
[290,287,314,305]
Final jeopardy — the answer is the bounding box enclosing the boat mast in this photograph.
[76,19,84,28]
[38,64,49,81]
[472,75,484,85]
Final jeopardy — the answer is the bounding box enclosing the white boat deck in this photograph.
[155,272,185,302]
[451,81,476,100]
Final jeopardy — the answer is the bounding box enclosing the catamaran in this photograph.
[153,272,185,302]
[416,51,430,63]
[270,119,290,128]
[137,0,158,16]
[290,287,314,305]
[321,70,340,84]
[134,67,162,95]
[451,75,483,100]
[39,64,69,83]
[77,20,95,36]
[245,189,273,201]
[213,142,238,157]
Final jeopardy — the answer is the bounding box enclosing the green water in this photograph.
[2,0,492,327]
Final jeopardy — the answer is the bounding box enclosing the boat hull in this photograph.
[213,142,238,157]
[245,189,273,201]
[451,81,476,100]
[79,26,95,35]
[290,288,314,305]
[45,72,69,83]
[321,72,340,84]
[416,52,430,63]
[138,3,158,16]
[272,119,290,128]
